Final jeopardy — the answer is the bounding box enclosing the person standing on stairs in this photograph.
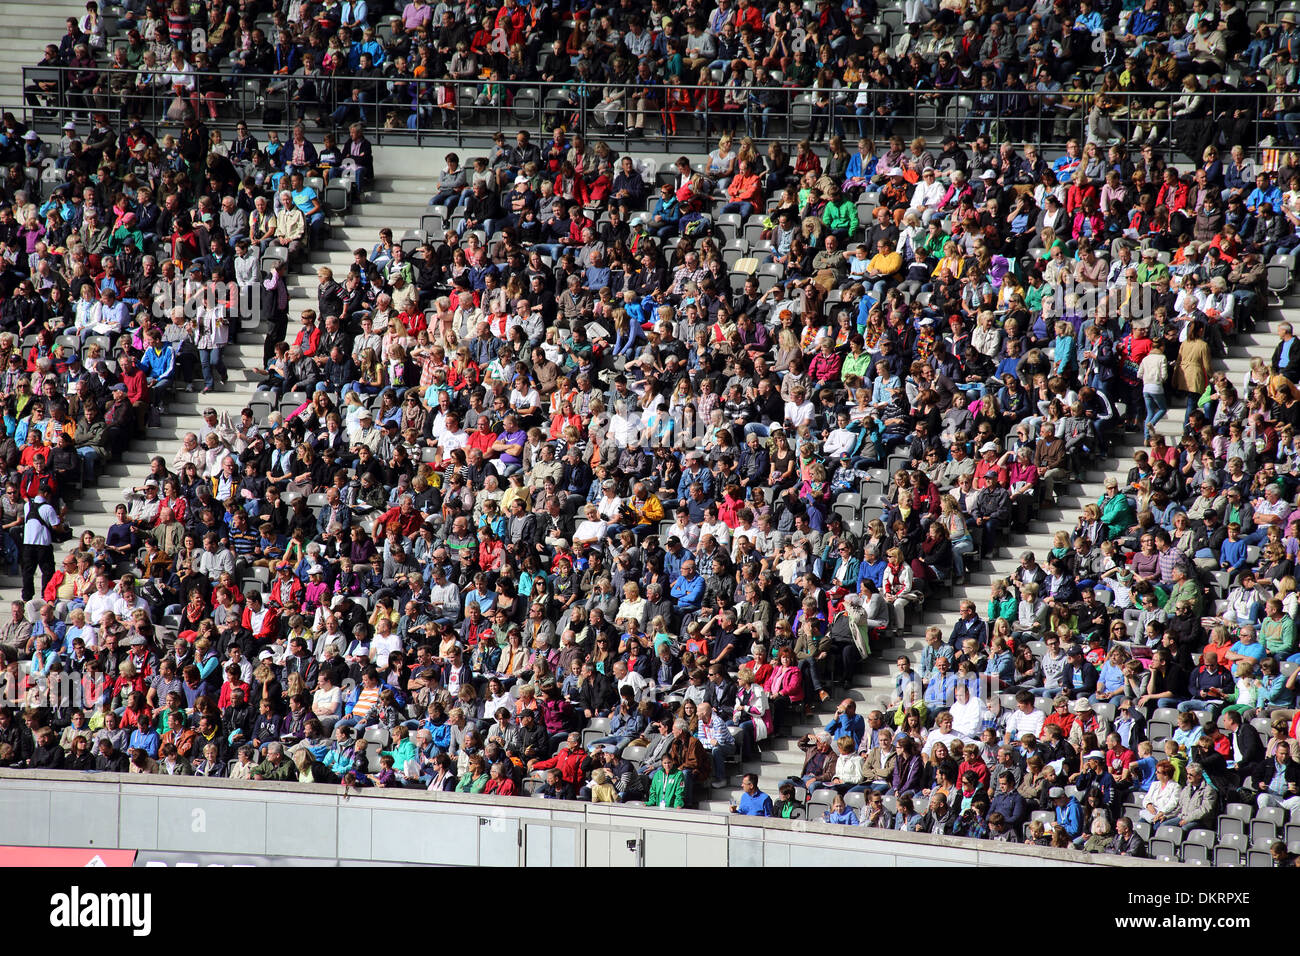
[1172,320,1212,422]
[261,261,290,368]
[195,299,229,394]
[1138,339,1169,437]
[20,492,62,603]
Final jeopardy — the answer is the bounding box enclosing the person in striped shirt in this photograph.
[227,511,259,560]
[338,670,382,732]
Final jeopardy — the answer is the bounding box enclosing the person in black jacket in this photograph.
[503,709,549,762]
[27,727,65,769]
[1272,323,1300,383]
[1222,710,1267,786]
[345,123,375,187]
[461,181,502,238]
[65,735,95,771]
[94,738,128,772]
[702,665,737,720]
[577,663,617,718]
[222,683,254,746]
[1060,644,1100,699]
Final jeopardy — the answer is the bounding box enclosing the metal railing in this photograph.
[19,64,1297,161]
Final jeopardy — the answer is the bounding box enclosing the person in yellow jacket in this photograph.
[624,480,664,537]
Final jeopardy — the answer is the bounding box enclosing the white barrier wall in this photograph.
[0,770,1163,868]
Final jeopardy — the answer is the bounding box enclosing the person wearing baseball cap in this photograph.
[1061,644,1098,701]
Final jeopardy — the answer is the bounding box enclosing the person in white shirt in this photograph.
[1139,761,1182,824]
[127,481,163,526]
[1002,690,1047,744]
[698,509,730,548]
[730,519,757,559]
[948,683,983,739]
[783,386,815,430]
[667,508,700,552]
[573,503,609,549]
[349,410,383,453]
[225,645,255,684]
[83,575,118,626]
[312,672,343,730]
[595,481,623,522]
[370,617,402,662]
[608,400,638,448]
[923,712,962,758]
[823,410,857,459]
[438,414,468,458]
[907,167,947,223]
[612,659,650,703]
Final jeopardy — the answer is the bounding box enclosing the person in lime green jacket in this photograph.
[842,338,872,381]
[821,185,858,241]
[648,755,686,808]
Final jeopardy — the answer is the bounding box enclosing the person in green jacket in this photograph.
[456,753,489,793]
[648,755,686,808]
[1097,480,1135,540]
[109,217,143,253]
[251,742,298,781]
[1260,599,1296,657]
[1162,564,1202,616]
[842,337,872,382]
[821,185,858,242]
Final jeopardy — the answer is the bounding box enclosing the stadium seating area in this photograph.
[7,0,1300,869]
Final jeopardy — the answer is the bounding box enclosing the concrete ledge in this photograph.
[0,768,1165,867]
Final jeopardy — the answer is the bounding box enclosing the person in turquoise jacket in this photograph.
[1097,481,1135,540]
[381,724,418,770]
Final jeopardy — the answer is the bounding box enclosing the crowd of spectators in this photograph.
[19,0,1300,148]
[5,0,1300,868]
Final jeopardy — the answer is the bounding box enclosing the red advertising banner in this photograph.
[0,846,137,867]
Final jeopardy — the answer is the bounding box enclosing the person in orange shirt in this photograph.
[721,159,763,219]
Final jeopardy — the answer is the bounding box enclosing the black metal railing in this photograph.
[19,64,1296,161]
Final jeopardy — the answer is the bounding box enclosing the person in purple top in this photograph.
[492,412,528,477]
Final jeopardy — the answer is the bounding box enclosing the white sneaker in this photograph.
[1128,125,1144,144]
[1261,135,1277,148]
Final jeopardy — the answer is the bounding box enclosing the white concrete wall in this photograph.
[0,769,1165,868]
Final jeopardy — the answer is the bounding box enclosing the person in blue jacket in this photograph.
[822,792,859,825]
[1050,785,1084,838]
[731,773,774,816]
[824,699,866,749]
[670,559,704,614]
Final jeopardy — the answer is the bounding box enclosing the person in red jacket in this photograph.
[721,159,763,219]
[18,456,58,501]
[118,350,151,432]
[374,495,425,541]
[41,552,79,604]
[735,0,764,32]
[292,310,321,356]
[807,336,844,385]
[493,0,528,46]
[483,760,518,796]
[528,731,587,789]
[268,562,303,610]
[239,590,281,647]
